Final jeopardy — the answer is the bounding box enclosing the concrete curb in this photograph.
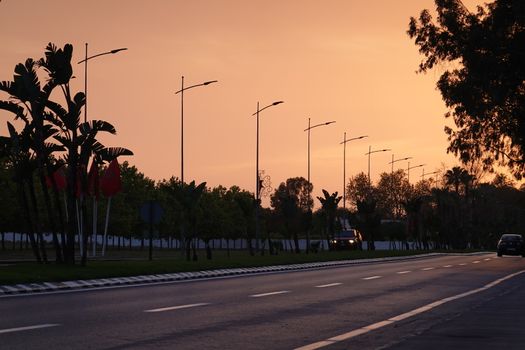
[0,252,490,296]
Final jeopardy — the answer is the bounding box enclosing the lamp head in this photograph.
[110,48,128,54]
[272,101,284,105]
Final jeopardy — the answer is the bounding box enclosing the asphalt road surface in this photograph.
[1,253,525,350]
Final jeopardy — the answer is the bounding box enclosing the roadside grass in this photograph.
[0,248,483,285]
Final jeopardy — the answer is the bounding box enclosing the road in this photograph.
[1,253,524,349]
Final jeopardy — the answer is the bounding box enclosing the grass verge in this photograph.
[0,249,481,285]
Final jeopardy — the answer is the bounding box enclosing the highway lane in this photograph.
[1,253,524,349]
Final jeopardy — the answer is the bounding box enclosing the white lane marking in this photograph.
[484,258,491,261]
[362,276,382,280]
[294,270,525,350]
[421,267,434,271]
[144,303,210,313]
[397,271,411,274]
[459,263,467,266]
[443,265,453,268]
[0,324,60,334]
[250,290,290,298]
[472,261,481,264]
[315,283,342,288]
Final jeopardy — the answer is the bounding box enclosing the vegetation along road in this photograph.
[2,253,524,350]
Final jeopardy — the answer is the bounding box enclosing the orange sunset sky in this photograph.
[0,0,485,206]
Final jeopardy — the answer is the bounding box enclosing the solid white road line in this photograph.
[362,276,382,280]
[250,290,290,298]
[421,267,434,271]
[397,271,411,274]
[294,269,525,350]
[315,283,342,288]
[144,303,210,313]
[0,324,60,334]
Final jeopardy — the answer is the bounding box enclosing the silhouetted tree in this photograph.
[409,0,525,179]
[270,177,312,253]
[317,189,342,249]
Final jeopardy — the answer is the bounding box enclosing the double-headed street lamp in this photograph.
[174,77,218,184]
[407,162,425,183]
[389,155,412,173]
[77,44,128,123]
[340,133,367,209]
[365,146,391,183]
[252,101,284,252]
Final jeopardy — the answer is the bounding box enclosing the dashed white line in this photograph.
[396,271,411,274]
[315,283,342,288]
[472,261,481,264]
[362,276,382,280]
[421,267,434,271]
[0,324,60,334]
[294,270,525,350]
[459,263,467,266]
[144,303,210,313]
[484,258,491,261]
[250,290,290,298]
[443,265,453,268]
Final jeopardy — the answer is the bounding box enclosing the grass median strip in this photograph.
[0,249,486,286]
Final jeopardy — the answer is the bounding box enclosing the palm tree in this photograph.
[444,166,469,194]
[1,43,133,264]
[170,180,206,261]
[0,125,42,262]
[317,189,342,249]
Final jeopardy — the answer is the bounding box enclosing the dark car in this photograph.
[497,233,525,257]
[330,229,363,250]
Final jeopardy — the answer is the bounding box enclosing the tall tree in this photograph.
[270,177,312,253]
[409,0,525,179]
[317,189,342,248]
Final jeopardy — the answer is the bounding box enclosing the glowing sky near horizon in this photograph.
[0,0,484,206]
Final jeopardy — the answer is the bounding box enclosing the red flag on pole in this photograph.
[100,159,122,197]
[87,162,100,199]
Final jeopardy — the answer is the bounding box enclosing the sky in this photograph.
[0,0,484,206]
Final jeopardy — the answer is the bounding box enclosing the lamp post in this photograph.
[304,118,335,253]
[174,77,218,184]
[389,155,412,173]
[252,101,284,253]
[340,133,367,209]
[421,169,439,180]
[407,162,425,183]
[77,44,128,123]
[365,146,391,184]
[78,44,127,257]
[305,118,336,192]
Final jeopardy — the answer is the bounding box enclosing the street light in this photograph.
[340,133,367,209]
[407,162,425,183]
[305,118,336,191]
[252,100,284,253]
[77,44,128,123]
[388,155,412,173]
[421,169,439,180]
[365,146,391,183]
[174,77,218,184]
